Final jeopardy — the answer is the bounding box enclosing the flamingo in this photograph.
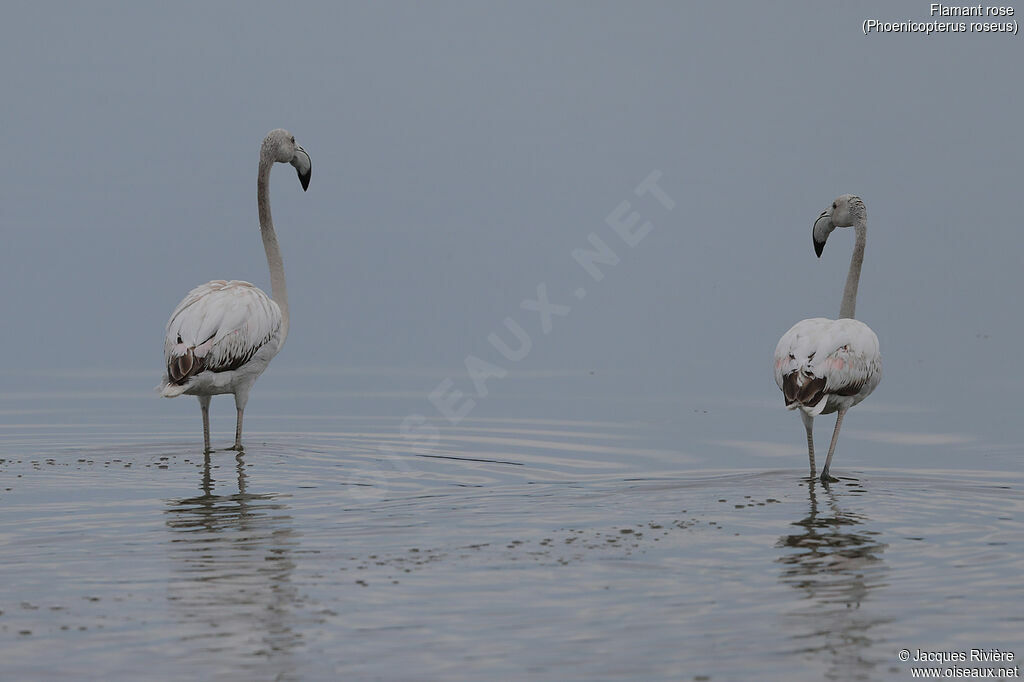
[159,129,311,453]
[774,194,882,482]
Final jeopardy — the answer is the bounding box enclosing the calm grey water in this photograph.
[1,369,1021,681]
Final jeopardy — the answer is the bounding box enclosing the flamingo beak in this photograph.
[291,146,311,191]
[812,210,833,258]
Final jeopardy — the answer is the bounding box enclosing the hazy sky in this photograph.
[1,2,1021,422]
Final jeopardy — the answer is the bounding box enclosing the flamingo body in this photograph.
[160,280,282,399]
[774,317,881,417]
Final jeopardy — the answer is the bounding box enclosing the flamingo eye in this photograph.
[290,136,295,144]
[832,202,837,209]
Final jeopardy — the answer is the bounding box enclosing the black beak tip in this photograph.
[813,238,825,258]
[297,168,311,192]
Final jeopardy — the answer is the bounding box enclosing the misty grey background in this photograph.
[1,2,1021,449]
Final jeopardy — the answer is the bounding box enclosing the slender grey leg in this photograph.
[229,389,249,452]
[800,411,815,478]
[198,395,212,454]
[232,406,244,451]
[820,408,847,484]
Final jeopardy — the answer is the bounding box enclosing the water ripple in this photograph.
[0,418,1021,680]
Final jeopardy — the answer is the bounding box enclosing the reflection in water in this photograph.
[776,480,889,681]
[165,453,303,679]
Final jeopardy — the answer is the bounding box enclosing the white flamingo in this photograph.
[774,194,882,482]
[159,129,311,453]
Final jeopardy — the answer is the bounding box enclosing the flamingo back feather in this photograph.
[774,317,881,415]
[160,280,281,394]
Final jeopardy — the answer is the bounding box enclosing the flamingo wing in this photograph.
[163,280,281,386]
[775,318,881,415]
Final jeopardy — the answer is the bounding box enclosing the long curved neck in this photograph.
[839,218,866,319]
[258,157,289,344]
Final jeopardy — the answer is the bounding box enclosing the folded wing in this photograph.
[162,280,282,388]
[775,317,881,415]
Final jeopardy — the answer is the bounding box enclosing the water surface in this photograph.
[1,370,1021,680]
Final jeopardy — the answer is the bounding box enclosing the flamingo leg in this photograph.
[231,406,245,451]
[800,411,815,477]
[820,408,847,483]
[198,395,212,454]
[229,390,249,451]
